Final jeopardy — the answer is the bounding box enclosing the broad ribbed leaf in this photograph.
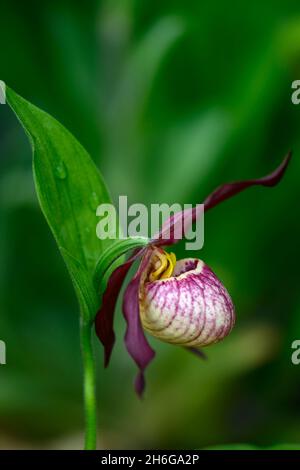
[6,85,115,320]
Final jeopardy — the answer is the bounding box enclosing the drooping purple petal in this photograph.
[135,371,146,396]
[204,151,292,211]
[150,152,291,248]
[122,249,156,396]
[95,248,146,367]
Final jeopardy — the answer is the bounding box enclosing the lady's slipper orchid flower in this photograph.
[95,152,291,396]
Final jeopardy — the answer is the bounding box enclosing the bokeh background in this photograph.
[1,0,300,450]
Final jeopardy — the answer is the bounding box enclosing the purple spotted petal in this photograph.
[204,151,291,211]
[95,248,145,367]
[122,249,156,396]
[139,257,235,347]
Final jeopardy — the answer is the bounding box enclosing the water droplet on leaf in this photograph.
[89,191,99,211]
[55,161,67,180]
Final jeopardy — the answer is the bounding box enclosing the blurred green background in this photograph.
[1,0,300,450]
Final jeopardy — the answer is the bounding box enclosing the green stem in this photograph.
[80,318,97,450]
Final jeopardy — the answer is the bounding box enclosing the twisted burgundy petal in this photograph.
[151,152,291,248]
[122,249,156,396]
[95,248,145,367]
[204,151,292,211]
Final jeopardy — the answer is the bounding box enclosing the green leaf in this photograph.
[93,237,149,295]
[6,85,116,321]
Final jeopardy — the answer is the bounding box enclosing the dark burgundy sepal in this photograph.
[95,248,145,367]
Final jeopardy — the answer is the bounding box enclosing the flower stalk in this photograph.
[80,317,97,450]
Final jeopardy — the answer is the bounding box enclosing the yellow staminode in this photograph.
[149,250,176,282]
